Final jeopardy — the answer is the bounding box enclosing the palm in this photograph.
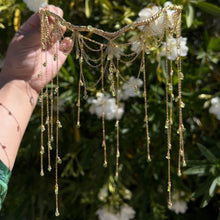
[2,5,71,93]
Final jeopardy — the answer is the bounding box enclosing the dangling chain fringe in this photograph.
[39,4,184,214]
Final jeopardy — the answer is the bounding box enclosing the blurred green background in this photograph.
[0,0,220,219]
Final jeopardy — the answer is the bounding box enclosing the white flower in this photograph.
[130,35,145,54]
[164,1,173,7]
[23,0,48,12]
[130,40,141,54]
[120,77,143,100]
[137,6,164,36]
[119,205,135,220]
[164,1,177,27]
[160,37,189,60]
[88,93,124,120]
[124,189,132,200]
[107,42,123,59]
[171,200,188,214]
[96,207,119,220]
[98,185,108,201]
[209,97,220,120]
[171,191,188,214]
[96,205,135,220]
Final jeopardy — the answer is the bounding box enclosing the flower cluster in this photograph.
[120,76,143,100]
[87,77,143,120]
[96,205,135,220]
[209,97,220,120]
[137,6,164,36]
[131,1,189,61]
[88,93,124,120]
[96,181,135,220]
[23,0,48,12]
[160,37,189,61]
[171,191,188,214]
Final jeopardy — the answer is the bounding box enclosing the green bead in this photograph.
[180,72,184,80]
[115,121,119,128]
[53,54,57,61]
[51,136,54,142]
[40,146,45,155]
[103,161,107,168]
[168,84,173,91]
[177,170,182,176]
[55,187,58,195]
[41,125,45,132]
[180,101,185,108]
[57,120,62,128]
[55,209,60,216]
[182,160,187,167]
[165,120,169,129]
[168,143,172,150]
[57,156,62,164]
[40,170,44,176]
[102,141,106,148]
[166,154,170,160]
[168,202,172,209]
[77,121,81,128]
[87,25,94,32]
[48,166,52,172]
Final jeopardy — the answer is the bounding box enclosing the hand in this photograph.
[1,5,72,94]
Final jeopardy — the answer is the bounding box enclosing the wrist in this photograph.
[0,74,39,107]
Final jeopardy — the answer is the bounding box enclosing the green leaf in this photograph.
[99,0,113,10]
[195,2,220,16]
[197,143,217,163]
[186,4,194,28]
[208,37,220,52]
[217,177,220,186]
[192,178,213,199]
[61,66,70,78]
[184,165,209,175]
[201,194,212,208]
[209,178,217,197]
[85,0,93,18]
[0,23,5,28]
[67,54,76,76]
[0,4,11,12]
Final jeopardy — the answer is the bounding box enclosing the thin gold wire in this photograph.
[101,44,107,168]
[55,37,60,216]
[176,9,185,177]
[77,35,83,128]
[142,50,151,162]
[46,51,51,173]
[115,58,120,178]
[164,11,172,209]
[109,58,115,96]
[40,12,46,177]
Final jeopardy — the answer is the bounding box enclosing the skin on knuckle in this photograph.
[48,5,63,17]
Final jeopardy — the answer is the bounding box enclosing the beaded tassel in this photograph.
[101,44,108,168]
[39,5,184,215]
[115,58,120,178]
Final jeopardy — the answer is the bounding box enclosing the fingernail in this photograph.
[62,38,73,52]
